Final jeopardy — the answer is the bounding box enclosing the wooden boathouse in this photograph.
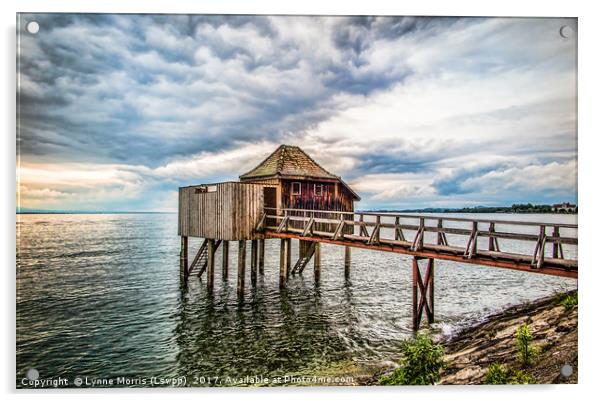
[179,144,578,330]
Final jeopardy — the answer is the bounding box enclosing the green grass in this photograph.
[483,364,536,385]
[509,370,536,384]
[557,293,578,311]
[484,363,508,384]
[379,333,445,385]
[483,322,541,384]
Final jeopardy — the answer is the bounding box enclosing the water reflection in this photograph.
[175,272,354,383]
[16,213,576,387]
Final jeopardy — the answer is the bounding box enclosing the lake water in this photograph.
[16,213,577,387]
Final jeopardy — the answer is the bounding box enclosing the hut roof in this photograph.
[239,144,360,200]
[240,145,339,180]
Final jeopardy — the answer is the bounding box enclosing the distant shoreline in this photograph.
[362,205,577,214]
[362,210,578,214]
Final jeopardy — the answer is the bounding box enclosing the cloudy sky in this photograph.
[17,14,577,211]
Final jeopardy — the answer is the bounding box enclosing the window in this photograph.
[314,184,323,196]
[292,182,301,196]
[194,185,217,193]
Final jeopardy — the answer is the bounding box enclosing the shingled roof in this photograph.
[240,144,360,200]
[240,145,339,180]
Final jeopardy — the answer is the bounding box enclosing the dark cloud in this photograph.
[322,64,411,95]
[432,162,517,196]
[354,149,439,176]
[373,16,472,40]
[17,14,429,166]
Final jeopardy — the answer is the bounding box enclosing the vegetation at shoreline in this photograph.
[366,203,577,214]
[379,333,445,385]
[483,322,539,384]
[440,290,577,385]
[379,319,546,385]
[324,291,577,386]
[516,323,539,367]
[484,364,536,384]
[556,292,578,310]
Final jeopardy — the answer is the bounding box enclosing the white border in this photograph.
[3,1,601,402]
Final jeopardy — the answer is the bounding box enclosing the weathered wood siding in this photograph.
[281,179,354,212]
[279,179,355,233]
[178,182,264,240]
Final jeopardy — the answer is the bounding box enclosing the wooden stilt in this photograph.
[237,240,246,297]
[207,239,215,291]
[344,246,351,279]
[285,238,292,277]
[251,239,258,284]
[428,258,435,321]
[314,242,321,281]
[412,257,418,330]
[180,236,188,281]
[412,256,435,330]
[258,239,265,275]
[222,241,229,279]
[279,239,287,288]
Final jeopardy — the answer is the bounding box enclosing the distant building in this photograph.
[551,202,577,213]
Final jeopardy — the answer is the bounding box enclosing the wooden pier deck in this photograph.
[259,208,577,330]
[259,208,578,279]
[181,207,577,330]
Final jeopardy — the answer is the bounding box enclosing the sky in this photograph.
[17,14,577,212]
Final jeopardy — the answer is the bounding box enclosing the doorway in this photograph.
[263,187,277,227]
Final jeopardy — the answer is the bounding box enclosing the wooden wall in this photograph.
[281,179,354,212]
[178,182,264,240]
[280,179,355,234]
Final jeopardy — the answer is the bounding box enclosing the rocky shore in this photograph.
[339,291,578,385]
[440,291,577,384]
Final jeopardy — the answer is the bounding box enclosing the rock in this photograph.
[440,291,578,385]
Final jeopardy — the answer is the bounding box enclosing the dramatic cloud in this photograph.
[16,15,577,211]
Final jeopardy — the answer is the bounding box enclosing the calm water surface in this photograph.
[16,213,577,386]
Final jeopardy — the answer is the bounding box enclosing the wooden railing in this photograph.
[256,207,578,276]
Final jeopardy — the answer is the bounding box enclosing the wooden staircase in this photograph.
[291,241,316,274]
[188,239,222,278]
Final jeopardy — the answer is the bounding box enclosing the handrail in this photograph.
[259,207,577,274]
[263,207,577,229]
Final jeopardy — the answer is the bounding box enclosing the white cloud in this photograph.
[350,172,436,201]
[463,160,577,194]
[152,141,278,180]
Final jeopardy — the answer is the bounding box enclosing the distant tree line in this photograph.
[368,203,577,214]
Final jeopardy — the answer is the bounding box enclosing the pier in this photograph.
[178,145,578,330]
